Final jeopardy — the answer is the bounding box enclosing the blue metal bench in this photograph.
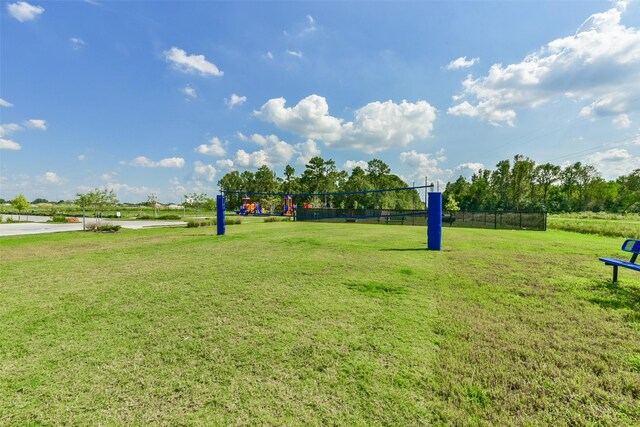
[599,239,640,283]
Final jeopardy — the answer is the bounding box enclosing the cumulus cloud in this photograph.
[220,133,315,169]
[70,37,85,50]
[445,56,479,70]
[225,93,247,109]
[193,161,217,182]
[265,51,274,60]
[294,139,321,166]
[216,159,235,170]
[455,162,485,177]
[0,98,13,108]
[183,86,197,98]
[256,95,437,153]
[343,160,368,172]
[25,119,46,130]
[164,47,223,77]
[448,4,640,126]
[612,113,631,128]
[105,182,154,195]
[0,123,23,136]
[78,154,86,161]
[130,156,185,168]
[585,148,640,179]
[0,138,21,150]
[400,150,446,179]
[195,137,226,156]
[7,1,44,22]
[37,171,63,184]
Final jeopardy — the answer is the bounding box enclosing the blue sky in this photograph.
[1,0,639,202]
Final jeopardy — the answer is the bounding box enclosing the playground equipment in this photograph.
[237,195,263,215]
[283,195,296,216]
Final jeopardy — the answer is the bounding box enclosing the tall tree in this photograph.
[10,194,30,221]
[534,163,561,210]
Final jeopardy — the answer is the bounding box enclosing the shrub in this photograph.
[84,223,121,232]
[263,216,287,223]
[97,224,121,232]
[50,215,68,223]
[187,220,210,228]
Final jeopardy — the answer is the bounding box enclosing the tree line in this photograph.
[443,154,640,213]
[218,156,422,211]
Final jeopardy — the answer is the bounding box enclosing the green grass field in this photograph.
[548,212,640,239]
[1,223,639,425]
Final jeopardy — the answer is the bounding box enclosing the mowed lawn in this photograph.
[1,222,639,425]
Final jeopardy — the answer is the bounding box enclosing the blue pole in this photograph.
[427,192,442,251]
[216,194,226,236]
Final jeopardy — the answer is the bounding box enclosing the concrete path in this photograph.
[0,215,187,237]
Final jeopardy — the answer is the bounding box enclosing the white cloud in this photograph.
[78,154,86,161]
[169,177,181,185]
[294,139,321,166]
[0,98,13,108]
[7,1,44,22]
[0,123,23,136]
[343,160,368,171]
[612,113,631,128]
[101,172,116,181]
[400,150,446,179]
[193,161,217,182]
[265,51,274,60]
[256,95,437,153]
[163,47,223,77]
[226,93,247,109]
[0,138,21,150]
[195,137,226,156]
[70,37,85,50]
[448,4,640,126]
[25,119,46,130]
[455,162,485,176]
[216,159,235,170]
[445,56,479,70]
[287,50,303,58]
[585,148,640,179]
[38,172,62,184]
[183,86,197,98]
[130,156,185,168]
[105,182,154,196]
[221,133,301,169]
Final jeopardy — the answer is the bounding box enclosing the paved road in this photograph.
[0,215,186,237]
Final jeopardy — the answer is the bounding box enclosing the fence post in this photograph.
[427,192,442,251]
[216,194,226,236]
[494,211,497,229]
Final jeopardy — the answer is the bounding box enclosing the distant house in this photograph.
[166,204,183,210]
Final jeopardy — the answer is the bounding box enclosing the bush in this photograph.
[50,215,68,223]
[97,224,121,232]
[187,220,211,228]
[137,214,182,220]
[84,223,121,232]
[263,216,287,223]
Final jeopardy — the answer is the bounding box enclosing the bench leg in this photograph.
[612,265,618,283]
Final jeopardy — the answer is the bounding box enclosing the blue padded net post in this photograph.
[216,194,226,236]
[427,192,442,251]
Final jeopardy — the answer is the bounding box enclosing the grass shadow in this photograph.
[587,280,640,323]
[380,248,428,252]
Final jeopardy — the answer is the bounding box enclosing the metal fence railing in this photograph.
[445,210,546,231]
[296,208,547,231]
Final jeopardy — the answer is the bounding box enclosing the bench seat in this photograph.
[599,257,640,272]
[599,239,640,282]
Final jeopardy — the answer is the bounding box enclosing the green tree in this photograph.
[147,194,158,217]
[534,163,561,210]
[445,195,460,212]
[75,188,119,229]
[218,171,244,210]
[11,194,30,221]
